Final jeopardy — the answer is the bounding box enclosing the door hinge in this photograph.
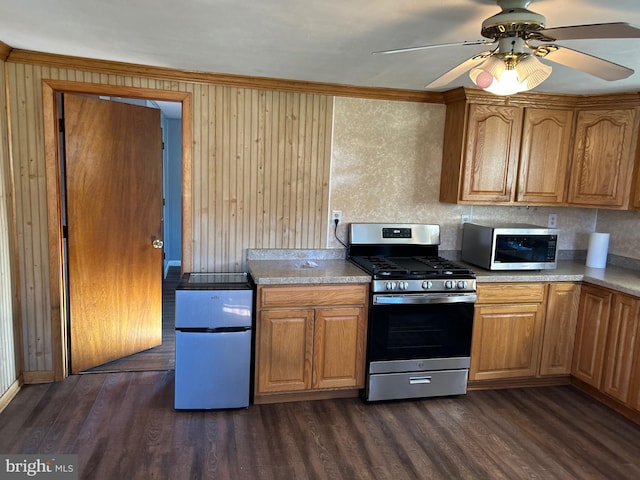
[162,141,165,150]
[62,225,68,238]
[58,118,65,133]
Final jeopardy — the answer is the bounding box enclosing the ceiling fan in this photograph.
[375,0,640,95]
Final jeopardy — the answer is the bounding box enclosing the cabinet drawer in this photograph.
[259,284,368,308]
[477,283,545,304]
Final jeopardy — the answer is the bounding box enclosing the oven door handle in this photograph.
[373,293,477,305]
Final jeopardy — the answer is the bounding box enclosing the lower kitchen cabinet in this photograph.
[470,283,546,381]
[571,284,613,387]
[470,282,580,384]
[539,283,581,376]
[572,283,640,419]
[254,284,368,403]
[257,308,314,393]
[471,303,544,380]
[602,293,640,404]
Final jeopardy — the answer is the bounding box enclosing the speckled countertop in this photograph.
[247,259,371,285]
[246,249,370,284]
[246,250,640,296]
[471,260,640,297]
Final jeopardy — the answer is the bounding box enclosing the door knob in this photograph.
[152,239,164,249]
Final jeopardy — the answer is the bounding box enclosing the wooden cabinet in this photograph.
[471,282,580,384]
[601,292,640,405]
[633,165,640,210]
[453,103,523,203]
[258,308,314,393]
[571,284,613,387]
[539,283,581,376]
[517,108,574,204]
[440,89,640,210]
[572,283,640,417]
[568,108,640,209]
[255,284,368,402]
[470,283,546,381]
[440,90,574,206]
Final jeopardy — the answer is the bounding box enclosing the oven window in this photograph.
[494,235,557,263]
[368,302,473,362]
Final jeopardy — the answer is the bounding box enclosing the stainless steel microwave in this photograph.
[461,223,559,270]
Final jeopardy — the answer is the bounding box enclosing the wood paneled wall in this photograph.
[6,61,333,375]
[190,86,332,271]
[0,57,20,400]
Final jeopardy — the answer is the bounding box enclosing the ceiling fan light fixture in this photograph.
[469,53,551,95]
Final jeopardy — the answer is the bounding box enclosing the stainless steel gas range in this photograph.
[348,223,477,402]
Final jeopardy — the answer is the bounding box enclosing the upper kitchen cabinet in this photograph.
[441,101,522,203]
[517,108,574,204]
[568,104,640,209]
[440,88,575,206]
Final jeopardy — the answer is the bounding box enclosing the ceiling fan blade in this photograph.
[426,52,492,89]
[373,39,495,55]
[534,45,634,81]
[538,22,640,41]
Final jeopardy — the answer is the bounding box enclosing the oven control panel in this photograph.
[373,278,476,293]
[382,227,412,238]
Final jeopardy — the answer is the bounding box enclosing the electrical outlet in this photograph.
[332,210,342,225]
[460,214,471,226]
[548,213,557,228]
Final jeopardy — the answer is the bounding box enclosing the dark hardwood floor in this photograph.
[83,266,180,373]
[1,375,639,479]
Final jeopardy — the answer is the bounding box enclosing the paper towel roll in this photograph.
[586,232,610,268]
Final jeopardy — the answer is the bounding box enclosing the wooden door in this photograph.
[517,108,573,205]
[313,306,366,390]
[460,104,522,203]
[470,303,545,381]
[256,309,314,394]
[571,285,613,387]
[602,293,640,404]
[567,108,638,208]
[539,283,581,376]
[65,94,163,373]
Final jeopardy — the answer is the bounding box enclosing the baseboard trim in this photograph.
[23,370,56,384]
[254,388,360,405]
[570,378,640,425]
[467,375,571,391]
[164,260,181,278]
[0,379,22,413]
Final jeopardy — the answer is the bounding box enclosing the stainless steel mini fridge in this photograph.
[174,272,253,409]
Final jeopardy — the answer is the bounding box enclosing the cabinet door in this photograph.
[460,104,523,203]
[568,108,638,208]
[571,285,613,387]
[539,283,581,376]
[517,108,573,204]
[313,307,366,389]
[256,309,314,394]
[601,294,640,404]
[470,303,544,380]
[633,164,640,210]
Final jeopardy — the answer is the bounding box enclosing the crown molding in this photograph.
[0,41,12,61]
[6,48,445,104]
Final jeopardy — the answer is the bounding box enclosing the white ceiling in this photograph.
[2,0,640,96]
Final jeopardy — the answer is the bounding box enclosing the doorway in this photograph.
[43,80,193,380]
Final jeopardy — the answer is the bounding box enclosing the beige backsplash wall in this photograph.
[329,96,639,260]
[595,210,640,260]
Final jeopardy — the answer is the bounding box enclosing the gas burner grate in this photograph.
[350,255,475,280]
